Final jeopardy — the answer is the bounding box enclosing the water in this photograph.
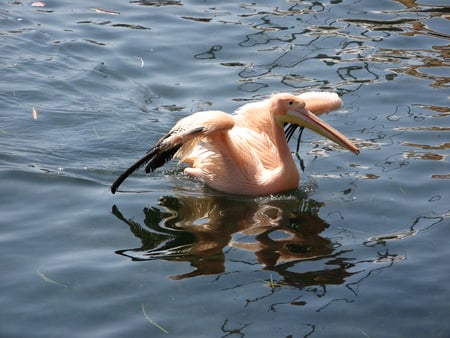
[1,0,449,337]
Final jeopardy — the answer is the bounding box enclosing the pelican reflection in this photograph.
[113,193,355,283]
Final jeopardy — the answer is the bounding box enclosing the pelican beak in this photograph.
[286,107,360,155]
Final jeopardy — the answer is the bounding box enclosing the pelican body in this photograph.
[111,92,359,195]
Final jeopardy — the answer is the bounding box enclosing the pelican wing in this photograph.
[111,110,234,194]
[298,92,343,116]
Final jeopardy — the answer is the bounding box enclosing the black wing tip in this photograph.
[110,168,133,194]
[110,147,159,194]
[110,144,181,194]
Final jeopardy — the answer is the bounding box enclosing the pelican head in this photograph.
[271,93,360,155]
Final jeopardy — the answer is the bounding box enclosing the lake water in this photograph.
[1,0,449,337]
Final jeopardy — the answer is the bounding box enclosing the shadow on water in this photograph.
[112,192,404,288]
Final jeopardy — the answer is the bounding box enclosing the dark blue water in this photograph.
[1,1,449,337]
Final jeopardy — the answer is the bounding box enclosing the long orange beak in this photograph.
[285,108,360,155]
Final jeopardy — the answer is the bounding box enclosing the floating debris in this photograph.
[92,7,120,15]
[141,304,168,334]
[31,1,46,7]
[134,56,144,68]
[32,106,38,120]
[93,126,100,139]
[37,269,68,288]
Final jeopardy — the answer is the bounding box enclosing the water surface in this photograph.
[1,0,449,337]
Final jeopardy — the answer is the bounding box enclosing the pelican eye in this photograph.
[288,101,293,105]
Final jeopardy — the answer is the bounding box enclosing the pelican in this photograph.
[111,92,359,195]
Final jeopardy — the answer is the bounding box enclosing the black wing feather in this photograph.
[111,121,215,194]
[111,141,182,194]
[111,127,204,194]
[144,144,181,173]
[111,147,159,194]
[284,124,305,153]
